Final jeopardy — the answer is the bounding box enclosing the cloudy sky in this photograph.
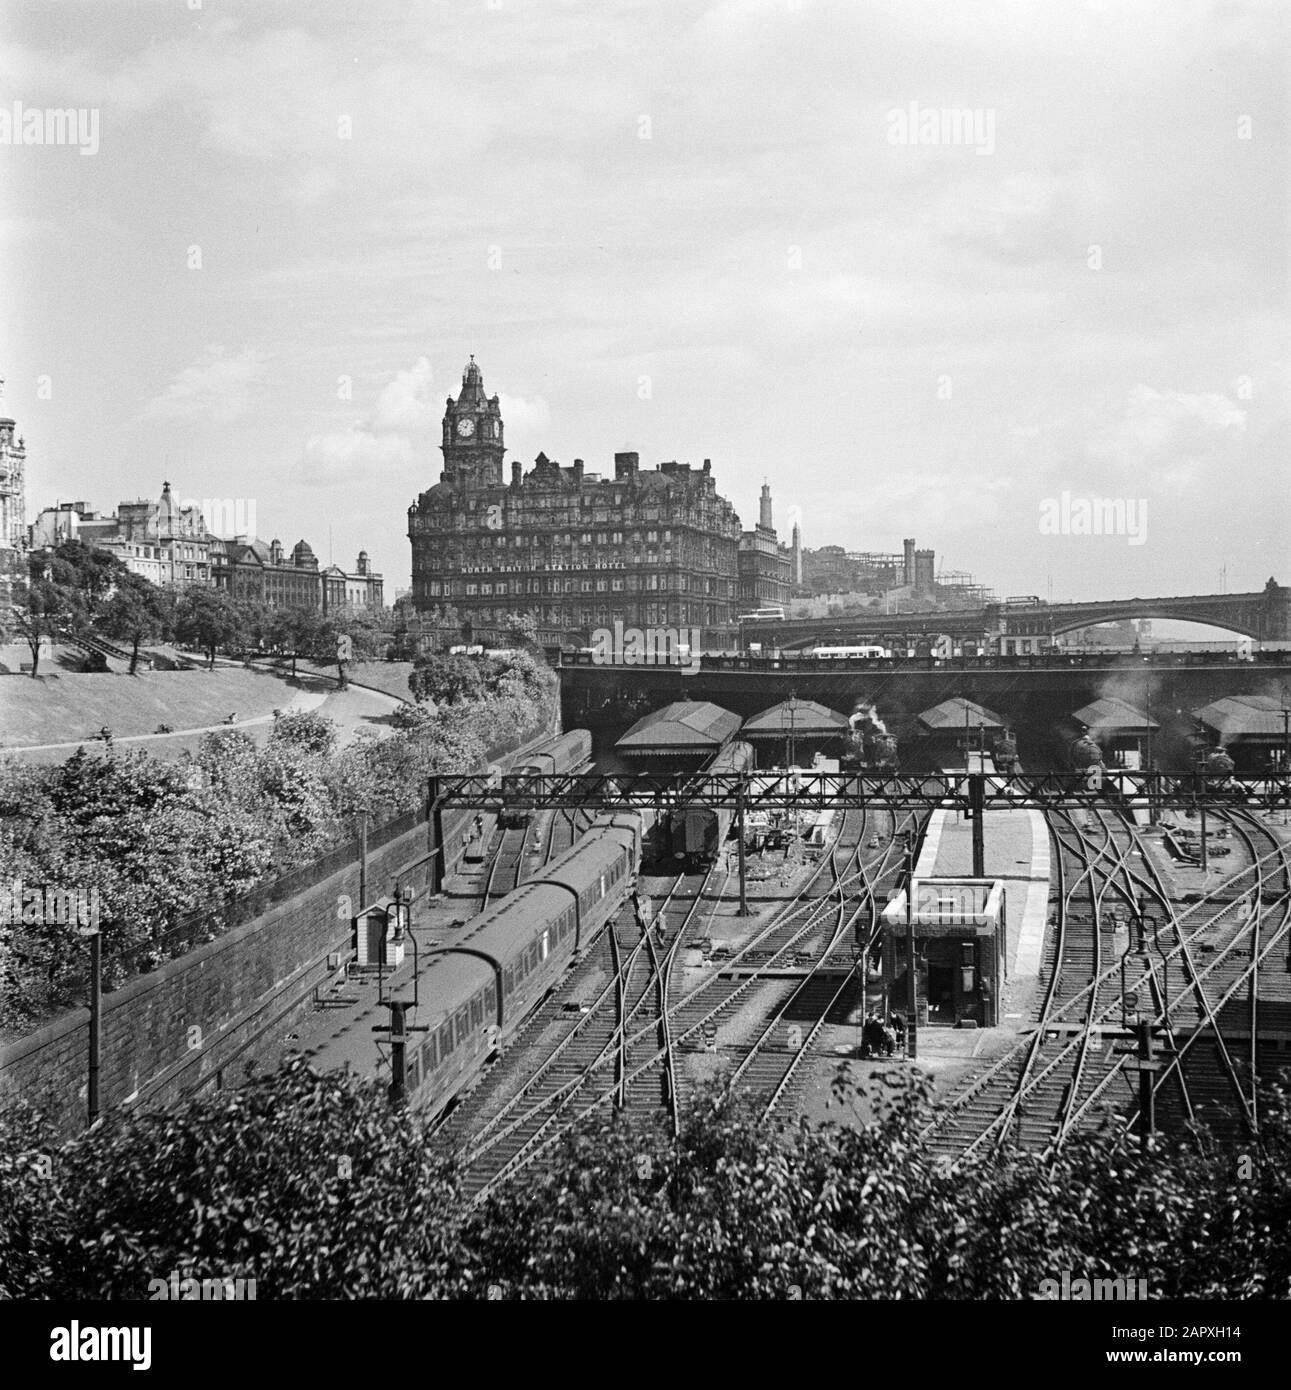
[2,0,1287,601]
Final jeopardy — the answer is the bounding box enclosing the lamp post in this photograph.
[374,880,425,1107]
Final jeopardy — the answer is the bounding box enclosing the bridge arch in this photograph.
[1043,608,1262,640]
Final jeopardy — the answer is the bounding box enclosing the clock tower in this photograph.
[441,355,505,490]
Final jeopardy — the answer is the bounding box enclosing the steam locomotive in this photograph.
[666,739,755,869]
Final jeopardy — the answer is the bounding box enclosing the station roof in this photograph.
[1193,694,1289,740]
[615,700,742,754]
[1072,696,1159,734]
[741,698,850,740]
[917,697,1003,733]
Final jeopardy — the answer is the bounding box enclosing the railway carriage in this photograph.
[405,811,642,1120]
[499,729,594,827]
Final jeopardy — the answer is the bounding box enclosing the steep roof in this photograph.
[742,698,849,739]
[1073,696,1159,733]
[1193,695,1288,739]
[616,700,741,753]
[917,697,1003,732]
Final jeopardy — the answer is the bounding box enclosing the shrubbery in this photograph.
[1,1062,1287,1300]
[0,653,557,1032]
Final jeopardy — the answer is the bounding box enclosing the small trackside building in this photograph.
[881,878,1006,1028]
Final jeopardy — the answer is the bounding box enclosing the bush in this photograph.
[3,1065,1288,1299]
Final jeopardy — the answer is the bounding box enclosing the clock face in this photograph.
[456,417,475,438]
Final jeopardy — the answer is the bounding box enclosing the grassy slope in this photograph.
[0,666,315,747]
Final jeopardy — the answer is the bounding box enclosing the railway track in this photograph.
[924,797,1291,1163]
[451,807,931,1203]
[477,806,594,909]
[702,808,915,1121]
[442,870,708,1198]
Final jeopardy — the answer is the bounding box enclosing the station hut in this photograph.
[916,697,1004,771]
[1072,696,1160,770]
[741,697,850,769]
[1192,695,1291,774]
[615,700,742,775]
[880,878,1006,1028]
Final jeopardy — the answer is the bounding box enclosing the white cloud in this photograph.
[373,357,438,433]
[1092,384,1246,478]
[293,357,441,487]
[141,346,266,423]
[297,428,414,488]
[497,394,552,441]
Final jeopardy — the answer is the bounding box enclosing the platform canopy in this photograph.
[1072,696,1159,735]
[916,697,1003,733]
[741,697,850,741]
[615,700,742,756]
[1193,694,1290,742]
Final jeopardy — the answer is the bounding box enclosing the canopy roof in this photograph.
[917,698,1003,733]
[1193,695,1289,740]
[616,700,742,754]
[742,698,850,740]
[1073,696,1160,733]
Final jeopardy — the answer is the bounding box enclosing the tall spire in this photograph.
[759,481,773,531]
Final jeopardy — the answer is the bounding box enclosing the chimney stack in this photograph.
[511,460,522,486]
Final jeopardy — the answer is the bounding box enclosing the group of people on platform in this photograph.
[861,1013,904,1058]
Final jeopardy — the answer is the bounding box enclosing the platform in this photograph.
[915,804,1050,981]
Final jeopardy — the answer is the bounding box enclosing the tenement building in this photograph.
[408,357,743,648]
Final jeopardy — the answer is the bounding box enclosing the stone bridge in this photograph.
[743,578,1290,651]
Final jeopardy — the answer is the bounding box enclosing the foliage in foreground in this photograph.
[0,652,556,1030]
[1,1061,1288,1300]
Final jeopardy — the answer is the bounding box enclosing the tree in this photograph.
[500,610,539,650]
[44,538,127,626]
[409,652,483,704]
[267,605,323,680]
[10,569,65,678]
[233,597,275,663]
[100,572,173,675]
[319,609,382,691]
[268,710,338,759]
[174,587,244,669]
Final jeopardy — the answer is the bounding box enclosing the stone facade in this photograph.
[0,415,26,552]
[30,482,384,612]
[408,357,744,648]
[737,482,792,610]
